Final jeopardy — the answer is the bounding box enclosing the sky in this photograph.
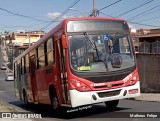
[0,0,160,33]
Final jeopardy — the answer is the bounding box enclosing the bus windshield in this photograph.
[68,33,135,72]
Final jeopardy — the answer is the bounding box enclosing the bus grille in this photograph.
[98,90,121,98]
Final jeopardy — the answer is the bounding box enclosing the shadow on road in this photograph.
[9,101,131,119]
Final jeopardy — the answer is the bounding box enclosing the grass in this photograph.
[0,103,17,112]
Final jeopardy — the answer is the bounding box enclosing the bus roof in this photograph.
[63,16,125,22]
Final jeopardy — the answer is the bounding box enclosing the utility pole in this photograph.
[28,34,31,47]
[92,0,96,16]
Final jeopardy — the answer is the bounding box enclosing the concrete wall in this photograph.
[136,54,160,92]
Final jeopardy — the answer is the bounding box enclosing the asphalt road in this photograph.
[0,71,160,121]
[0,53,160,121]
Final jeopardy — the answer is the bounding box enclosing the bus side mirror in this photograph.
[62,35,68,49]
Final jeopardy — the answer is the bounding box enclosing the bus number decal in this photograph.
[123,74,132,82]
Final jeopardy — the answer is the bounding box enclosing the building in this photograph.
[133,29,160,93]
[132,28,160,53]
[5,31,45,70]
[8,31,45,46]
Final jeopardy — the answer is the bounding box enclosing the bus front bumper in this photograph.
[69,81,140,108]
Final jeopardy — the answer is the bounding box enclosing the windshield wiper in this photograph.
[83,32,95,49]
[83,32,109,70]
[83,32,100,60]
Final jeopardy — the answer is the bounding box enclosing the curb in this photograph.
[134,93,160,102]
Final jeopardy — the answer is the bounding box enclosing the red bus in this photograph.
[13,16,140,110]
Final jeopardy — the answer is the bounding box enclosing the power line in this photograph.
[129,7,160,23]
[127,4,160,21]
[98,11,115,18]
[116,0,154,17]
[110,0,138,16]
[98,11,160,28]
[129,21,160,28]
[41,0,81,31]
[97,0,123,15]
[136,14,160,23]
[98,0,123,11]
[0,0,80,32]
[0,7,51,22]
[16,0,81,44]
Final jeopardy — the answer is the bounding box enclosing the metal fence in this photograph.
[138,40,160,53]
[152,41,160,53]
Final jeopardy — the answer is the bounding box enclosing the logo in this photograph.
[1,113,42,119]
[107,83,112,89]
[91,83,105,87]
[2,113,11,118]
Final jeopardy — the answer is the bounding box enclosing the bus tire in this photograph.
[50,89,60,111]
[105,100,119,110]
[23,89,30,106]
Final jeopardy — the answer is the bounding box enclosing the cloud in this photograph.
[47,12,61,20]
[63,15,74,19]
[128,22,139,30]
[128,23,134,28]
[47,12,75,20]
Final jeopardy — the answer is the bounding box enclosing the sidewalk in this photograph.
[134,93,160,102]
[0,103,33,121]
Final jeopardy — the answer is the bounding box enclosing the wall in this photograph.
[136,54,160,92]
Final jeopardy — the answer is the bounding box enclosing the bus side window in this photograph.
[37,43,45,69]
[14,62,17,79]
[22,57,26,75]
[46,37,55,66]
[17,59,21,76]
[25,54,29,73]
[21,59,23,75]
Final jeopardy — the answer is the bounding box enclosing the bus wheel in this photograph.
[23,90,30,106]
[105,100,119,110]
[50,91,59,110]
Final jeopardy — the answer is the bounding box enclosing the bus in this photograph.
[13,16,140,110]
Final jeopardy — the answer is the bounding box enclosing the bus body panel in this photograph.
[70,81,140,107]
[13,16,140,109]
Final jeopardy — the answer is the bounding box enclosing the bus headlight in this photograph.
[76,82,81,87]
[133,76,137,80]
[125,73,139,86]
[70,79,91,91]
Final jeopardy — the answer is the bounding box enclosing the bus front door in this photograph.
[17,64,22,100]
[57,40,69,104]
[29,55,38,102]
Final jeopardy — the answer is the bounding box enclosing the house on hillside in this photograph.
[132,28,160,54]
